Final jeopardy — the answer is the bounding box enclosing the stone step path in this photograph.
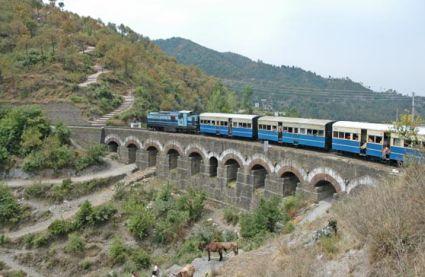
[78,64,111,88]
[90,92,135,127]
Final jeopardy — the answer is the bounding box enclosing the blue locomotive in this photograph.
[147,110,199,133]
[146,110,424,164]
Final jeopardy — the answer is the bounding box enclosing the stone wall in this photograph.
[70,126,395,209]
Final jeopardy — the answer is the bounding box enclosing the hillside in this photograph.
[0,1,235,122]
[155,37,425,122]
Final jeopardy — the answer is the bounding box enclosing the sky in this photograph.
[60,0,425,96]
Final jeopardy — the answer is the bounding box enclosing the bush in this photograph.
[240,197,284,238]
[334,164,425,274]
[317,235,339,257]
[24,183,51,200]
[0,183,22,224]
[223,207,239,225]
[177,189,206,222]
[65,233,85,254]
[109,237,128,265]
[48,219,73,236]
[131,249,151,269]
[74,201,94,229]
[154,210,189,244]
[0,234,10,246]
[75,145,106,171]
[127,209,154,240]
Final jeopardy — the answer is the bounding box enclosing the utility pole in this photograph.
[411,92,415,119]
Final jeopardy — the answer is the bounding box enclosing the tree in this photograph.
[206,84,236,113]
[241,85,253,113]
[49,0,57,7]
[393,114,423,143]
[58,2,65,10]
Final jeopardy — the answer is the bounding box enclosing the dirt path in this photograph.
[4,167,153,240]
[5,160,137,188]
[0,249,43,277]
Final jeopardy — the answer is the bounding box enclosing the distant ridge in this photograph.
[155,37,423,122]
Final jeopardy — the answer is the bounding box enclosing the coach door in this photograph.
[278,122,283,142]
[228,118,233,136]
[360,129,367,155]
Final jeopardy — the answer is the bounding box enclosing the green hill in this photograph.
[0,1,235,121]
[155,37,424,122]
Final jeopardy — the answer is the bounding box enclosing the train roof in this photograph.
[333,121,393,131]
[259,116,333,126]
[200,113,259,120]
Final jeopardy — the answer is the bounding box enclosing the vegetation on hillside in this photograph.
[0,106,105,172]
[0,0,236,120]
[155,37,425,122]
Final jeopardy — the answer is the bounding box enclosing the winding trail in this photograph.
[0,249,43,277]
[5,159,137,188]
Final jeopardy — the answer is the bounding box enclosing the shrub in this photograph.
[0,183,22,224]
[48,219,73,236]
[24,183,51,200]
[127,209,154,240]
[0,234,10,246]
[131,249,151,269]
[154,210,189,244]
[91,204,116,224]
[74,201,94,229]
[177,189,206,221]
[223,207,239,225]
[79,259,92,270]
[109,237,128,265]
[65,234,85,254]
[75,145,106,171]
[240,197,284,238]
[51,179,72,203]
[281,195,304,218]
[334,164,425,274]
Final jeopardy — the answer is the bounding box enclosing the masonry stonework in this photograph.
[70,126,395,210]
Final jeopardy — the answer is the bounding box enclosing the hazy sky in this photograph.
[61,0,425,96]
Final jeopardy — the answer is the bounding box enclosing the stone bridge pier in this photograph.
[70,126,395,210]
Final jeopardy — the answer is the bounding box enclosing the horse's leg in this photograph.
[208,250,210,261]
[219,249,223,261]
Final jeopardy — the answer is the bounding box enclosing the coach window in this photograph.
[338,132,344,139]
[404,139,412,148]
[294,128,299,134]
[318,130,324,137]
[272,126,276,131]
[283,127,288,132]
[352,133,359,141]
[344,133,351,140]
[288,127,293,133]
[333,131,338,138]
[393,138,402,146]
[233,122,237,127]
[376,136,382,144]
[300,128,306,134]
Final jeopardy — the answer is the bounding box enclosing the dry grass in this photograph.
[334,164,425,276]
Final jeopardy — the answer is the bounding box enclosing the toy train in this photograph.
[147,111,425,164]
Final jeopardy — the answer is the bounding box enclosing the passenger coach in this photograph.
[147,110,199,133]
[258,116,334,149]
[332,121,392,158]
[390,127,425,162]
[200,113,259,139]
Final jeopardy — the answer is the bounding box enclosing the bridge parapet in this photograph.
[70,126,395,209]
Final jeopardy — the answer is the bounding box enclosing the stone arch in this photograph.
[250,164,268,190]
[220,149,245,169]
[185,144,208,162]
[347,176,377,194]
[224,158,242,186]
[276,166,305,185]
[106,140,119,153]
[208,156,219,177]
[246,155,274,175]
[146,146,159,167]
[163,141,184,157]
[166,148,180,170]
[104,134,123,146]
[308,167,345,193]
[126,142,139,164]
[278,167,303,196]
[124,136,142,149]
[189,152,203,176]
[143,139,163,152]
[309,173,342,193]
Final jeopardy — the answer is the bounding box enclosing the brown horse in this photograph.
[199,242,239,261]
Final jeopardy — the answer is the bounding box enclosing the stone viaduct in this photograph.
[70,126,395,210]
